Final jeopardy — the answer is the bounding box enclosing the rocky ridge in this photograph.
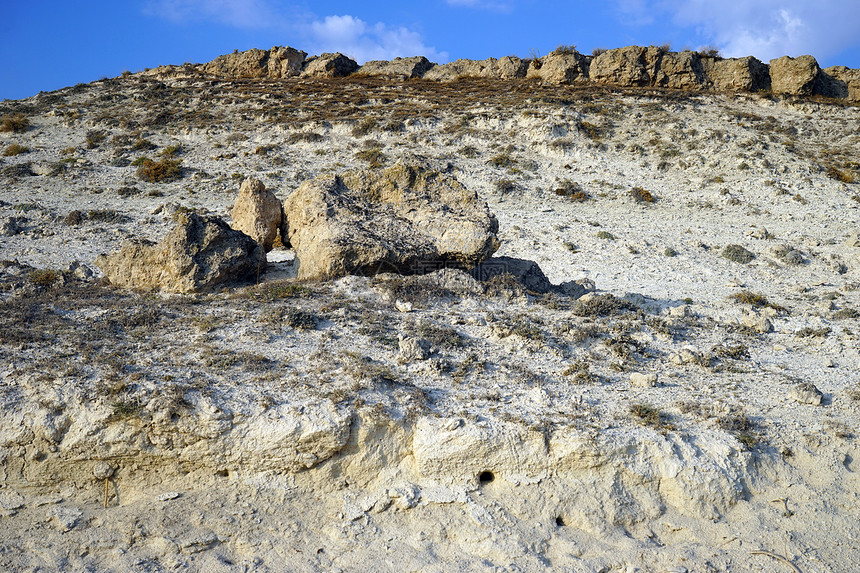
[149,44,860,102]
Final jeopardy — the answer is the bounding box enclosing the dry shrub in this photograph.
[2,143,28,156]
[137,158,182,183]
[722,244,754,263]
[629,186,656,203]
[0,114,29,133]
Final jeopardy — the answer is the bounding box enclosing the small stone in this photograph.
[179,532,219,554]
[395,300,413,313]
[1,216,23,236]
[789,382,823,405]
[92,461,115,480]
[33,496,63,507]
[782,250,804,265]
[0,489,25,512]
[157,492,182,502]
[67,261,93,280]
[398,336,432,363]
[742,313,773,333]
[49,507,83,532]
[669,305,690,318]
[630,372,658,387]
[388,484,420,510]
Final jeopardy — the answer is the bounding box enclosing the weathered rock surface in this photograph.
[203,46,306,79]
[358,56,434,79]
[95,212,262,293]
[654,51,706,89]
[789,382,824,405]
[701,56,771,92]
[770,55,821,95]
[302,53,360,78]
[527,51,589,84]
[630,372,658,387]
[423,57,529,81]
[230,177,283,252]
[742,312,773,333]
[472,256,554,294]
[283,163,499,280]
[822,66,860,100]
[590,45,663,87]
[398,335,432,362]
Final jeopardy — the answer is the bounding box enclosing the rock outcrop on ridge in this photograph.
[203,46,307,79]
[191,44,860,102]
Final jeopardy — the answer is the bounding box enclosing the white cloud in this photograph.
[143,0,282,28]
[144,3,447,63]
[615,0,860,63]
[310,15,448,63]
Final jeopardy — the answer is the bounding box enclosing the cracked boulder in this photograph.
[283,163,500,280]
[96,212,262,293]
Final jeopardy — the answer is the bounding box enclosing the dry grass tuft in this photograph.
[137,158,182,183]
[0,113,29,133]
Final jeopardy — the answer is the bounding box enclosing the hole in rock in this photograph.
[478,471,495,484]
[214,469,229,478]
[555,516,566,527]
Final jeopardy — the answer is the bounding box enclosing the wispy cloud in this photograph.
[144,2,447,63]
[445,0,515,12]
[309,15,448,63]
[613,0,860,62]
[143,0,283,28]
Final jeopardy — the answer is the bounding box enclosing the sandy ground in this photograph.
[1,73,859,572]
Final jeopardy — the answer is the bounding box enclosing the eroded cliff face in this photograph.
[161,44,860,101]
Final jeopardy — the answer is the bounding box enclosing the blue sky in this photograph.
[2,1,859,101]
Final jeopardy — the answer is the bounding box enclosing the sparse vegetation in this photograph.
[629,187,656,203]
[573,294,635,317]
[722,244,755,264]
[717,413,759,449]
[355,148,385,168]
[2,143,28,156]
[554,180,589,201]
[29,269,60,286]
[826,165,855,183]
[488,153,514,168]
[0,113,29,133]
[352,118,377,137]
[552,45,578,55]
[137,157,182,183]
[630,404,676,433]
[578,121,602,141]
[697,46,722,59]
[730,290,770,308]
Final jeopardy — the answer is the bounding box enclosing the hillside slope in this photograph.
[1,65,859,571]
